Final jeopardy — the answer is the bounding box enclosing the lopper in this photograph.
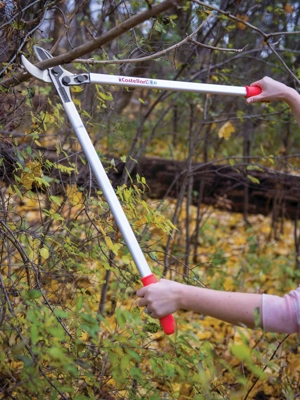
[21,46,261,335]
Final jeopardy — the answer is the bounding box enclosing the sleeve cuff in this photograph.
[262,290,300,334]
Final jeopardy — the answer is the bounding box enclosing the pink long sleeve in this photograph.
[262,287,300,334]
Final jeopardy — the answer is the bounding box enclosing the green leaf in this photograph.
[39,247,50,260]
[76,295,83,313]
[54,164,75,174]
[145,322,159,333]
[98,91,113,101]
[13,184,23,199]
[54,308,69,319]
[115,308,126,328]
[30,324,39,344]
[14,355,34,367]
[231,343,251,363]
[35,177,50,188]
[130,366,142,380]
[48,346,65,360]
[50,195,62,205]
[27,289,43,299]
[247,175,260,184]
[46,326,65,340]
[246,165,263,171]
[126,348,141,362]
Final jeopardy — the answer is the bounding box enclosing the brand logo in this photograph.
[118,77,157,86]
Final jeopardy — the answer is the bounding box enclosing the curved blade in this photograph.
[34,46,53,61]
[21,55,51,82]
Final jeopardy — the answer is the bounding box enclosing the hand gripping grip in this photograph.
[141,274,175,335]
[245,86,262,98]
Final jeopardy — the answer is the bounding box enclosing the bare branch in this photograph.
[192,0,300,40]
[266,42,300,85]
[1,0,183,88]
[192,0,300,83]
[188,38,248,53]
[72,15,214,65]
[192,0,267,38]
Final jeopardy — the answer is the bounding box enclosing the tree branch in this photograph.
[72,16,214,65]
[1,0,182,88]
[193,0,300,40]
[188,38,248,53]
[192,0,300,84]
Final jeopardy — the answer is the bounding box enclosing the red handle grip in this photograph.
[245,86,262,98]
[141,274,175,335]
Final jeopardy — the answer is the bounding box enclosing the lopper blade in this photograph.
[21,55,51,83]
[33,46,53,62]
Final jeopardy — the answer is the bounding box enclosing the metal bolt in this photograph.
[75,75,85,83]
[62,76,71,85]
[52,66,61,74]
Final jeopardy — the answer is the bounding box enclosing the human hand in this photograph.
[246,76,294,105]
[136,279,182,319]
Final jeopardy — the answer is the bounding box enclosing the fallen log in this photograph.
[1,141,300,220]
[135,158,298,220]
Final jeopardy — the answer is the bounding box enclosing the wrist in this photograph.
[175,282,187,310]
[283,87,300,105]
[176,283,203,311]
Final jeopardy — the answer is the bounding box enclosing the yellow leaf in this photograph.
[284,3,293,13]
[223,276,235,291]
[236,14,248,30]
[66,185,83,206]
[9,332,17,346]
[80,331,89,341]
[7,185,14,195]
[210,122,216,131]
[104,235,114,251]
[233,236,246,246]
[39,247,49,260]
[275,247,289,256]
[104,236,121,255]
[197,331,212,340]
[9,361,23,370]
[20,160,42,190]
[218,121,235,140]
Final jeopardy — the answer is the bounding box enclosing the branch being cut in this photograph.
[1,0,182,89]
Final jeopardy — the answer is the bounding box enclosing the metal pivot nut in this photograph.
[52,66,61,75]
[75,75,86,83]
[62,76,71,85]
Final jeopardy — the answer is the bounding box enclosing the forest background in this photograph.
[1,0,300,399]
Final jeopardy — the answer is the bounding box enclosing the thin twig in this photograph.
[266,42,300,85]
[1,0,184,88]
[0,221,32,288]
[189,37,248,53]
[72,15,214,65]
[1,0,52,76]
[244,335,290,400]
[192,0,300,40]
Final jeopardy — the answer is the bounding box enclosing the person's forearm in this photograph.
[178,285,262,329]
[137,279,263,329]
[283,87,300,126]
[246,77,300,127]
